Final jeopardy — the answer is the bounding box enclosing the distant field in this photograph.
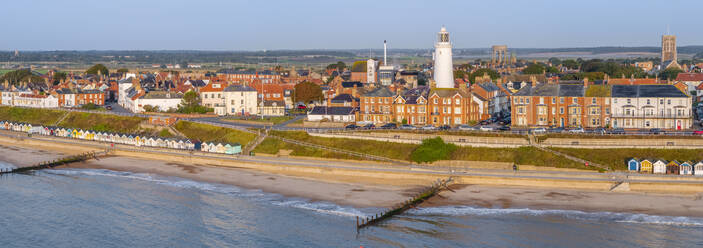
[0,69,13,76]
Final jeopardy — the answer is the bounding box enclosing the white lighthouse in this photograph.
[433,26,454,88]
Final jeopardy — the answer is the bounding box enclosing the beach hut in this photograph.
[71,129,78,138]
[200,142,210,152]
[177,140,185,149]
[224,144,234,154]
[185,140,194,150]
[666,161,680,174]
[653,160,667,174]
[134,135,141,146]
[0,121,5,130]
[226,143,241,155]
[680,161,693,175]
[695,161,703,176]
[215,143,226,154]
[627,158,640,172]
[208,142,218,153]
[126,135,134,145]
[639,159,653,174]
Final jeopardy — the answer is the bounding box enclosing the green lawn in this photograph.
[58,112,146,133]
[551,147,703,171]
[269,130,418,161]
[451,146,593,170]
[253,137,358,160]
[0,106,65,125]
[174,121,257,146]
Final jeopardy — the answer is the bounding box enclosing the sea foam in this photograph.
[409,206,703,227]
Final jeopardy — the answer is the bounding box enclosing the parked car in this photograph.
[530,127,547,134]
[497,125,510,131]
[568,128,585,133]
[694,130,703,135]
[399,124,416,130]
[421,125,437,130]
[363,124,376,130]
[380,123,398,129]
[609,128,626,134]
[479,126,494,131]
[548,127,565,133]
[479,120,490,125]
[649,128,663,135]
[593,128,606,134]
[105,106,113,110]
[457,124,476,131]
[345,124,359,130]
[438,125,451,130]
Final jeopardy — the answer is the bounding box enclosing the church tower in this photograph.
[661,34,677,64]
[433,26,454,88]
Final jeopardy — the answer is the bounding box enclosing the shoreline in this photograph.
[1,140,702,218]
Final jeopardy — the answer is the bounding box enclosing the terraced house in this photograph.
[610,84,691,130]
[359,87,395,123]
[511,83,610,128]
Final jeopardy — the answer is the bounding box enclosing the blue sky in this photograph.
[1,0,701,50]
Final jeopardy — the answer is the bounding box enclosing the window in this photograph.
[627,99,631,104]
[520,98,524,104]
[539,97,544,104]
[572,98,577,104]
[455,98,460,105]
[434,98,438,104]
[454,107,461,114]
[660,99,664,104]
[667,99,671,105]
[552,107,556,114]
[552,97,556,104]
[646,99,650,105]
[514,98,518,104]
[614,98,618,103]
[592,98,596,104]
[560,97,564,104]
[526,98,530,104]
[560,107,564,114]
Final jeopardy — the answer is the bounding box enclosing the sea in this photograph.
[1,163,702,248]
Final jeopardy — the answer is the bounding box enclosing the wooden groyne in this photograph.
[0,151,106,174]
[357,177,453,230]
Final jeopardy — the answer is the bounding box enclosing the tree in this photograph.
[351,61,367,72]
[562,59,579,70]
[294,81,323,104]
[142,105,159,112]
[548,57,561,66]
[86,64,109,75]
[117,68,128,73]
[523,63,546,74]
[52,71,67,85]
[326,61,346,71]
[469,68,499,83]
[453,70,468,79]
[660,67,684,80]
[410,137,456,163]
[0,69,44,85]
[176,91,211,114]
[546,66,560,74]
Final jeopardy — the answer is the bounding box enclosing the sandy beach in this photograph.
[2,141,702,217]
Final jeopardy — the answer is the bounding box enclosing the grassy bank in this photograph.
[174,121,257,146]
[259,130,594,170]
[451,146,592,170]
[58,112,146,133]
[538,133,701,142]
[268,130,418,161]
[0,106,66,125]
[253,137,358,160]
[223,116,295,125]
[355,130,528,139]
[551,147,703,171]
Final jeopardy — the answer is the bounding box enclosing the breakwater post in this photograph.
[0,151,105,174]
[356,177,453,230]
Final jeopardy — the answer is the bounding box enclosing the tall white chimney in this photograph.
[383,40,387,66]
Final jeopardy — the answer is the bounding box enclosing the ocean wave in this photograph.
[409,206,703,227]
[43,168,370,218]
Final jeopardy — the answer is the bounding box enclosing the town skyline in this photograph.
[2,0,703,50]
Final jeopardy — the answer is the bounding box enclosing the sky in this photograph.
[1,0,702,51]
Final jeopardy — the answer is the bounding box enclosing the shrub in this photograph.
[410,137,456,163]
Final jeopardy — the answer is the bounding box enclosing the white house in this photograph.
[133,91,183,113]
[307,106,355,122]
[13,94,59,108]
[223,84,258,116]
[610,85,692,130]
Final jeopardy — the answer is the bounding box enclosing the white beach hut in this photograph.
[653,160,667,174]
[695,161,703,176]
